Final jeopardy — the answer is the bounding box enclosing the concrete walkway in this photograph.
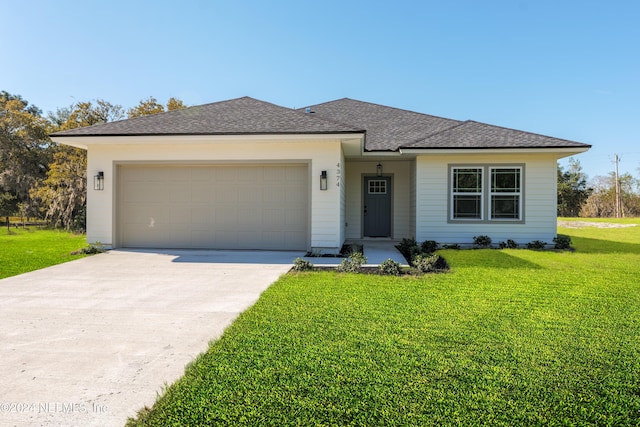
[0,249,302,427]
[359,240,408,266]
[303,240,408,266]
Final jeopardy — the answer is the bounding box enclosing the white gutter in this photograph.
[399,147,590,156]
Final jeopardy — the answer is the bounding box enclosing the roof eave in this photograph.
[398,146,591,157]
[51,132,366,149]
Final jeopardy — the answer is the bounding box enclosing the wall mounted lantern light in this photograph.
[320,170,328,190]
[94,171,104,191]
[376,163,383,177]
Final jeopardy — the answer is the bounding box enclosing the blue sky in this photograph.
[2,0,638,179]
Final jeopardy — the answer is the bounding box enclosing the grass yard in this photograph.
[0,228,87,279]
[128,219,640,426]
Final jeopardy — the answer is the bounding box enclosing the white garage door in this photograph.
[117,164,308,250]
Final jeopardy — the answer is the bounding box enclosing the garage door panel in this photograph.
[191,230,216,246]
[216,188,238,203]
[119,164,308,249]
[239,188,263,203]
[263,167,285,181]
[190,207,213,225]
[190,182,213,203]
[286,166,307,181]
[215,207,238,226]
[263,209,285,227]
[263,188,286,203]
[191,168,212,181]
[169,206,192,224]
[217,168,237,181]
[238,209,262,227]
[167,183,190,203]
[286,231,307,248]
[122,205,168,225]
[239,167,263,181]
[285,209,307,227]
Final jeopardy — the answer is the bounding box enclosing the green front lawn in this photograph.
[129,219,640,426]
[0,228,87,279]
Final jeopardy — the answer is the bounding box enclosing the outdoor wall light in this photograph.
[94,171,104,191]
[320,170,328,190]
[376,163,383,177]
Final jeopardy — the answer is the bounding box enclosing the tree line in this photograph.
[0,91,186,230]
[557,158,640,217]
[2,89,639,231]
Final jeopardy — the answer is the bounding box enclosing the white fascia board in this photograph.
[52,133,365,149]
[399,147,590,157]
[362,151,403,157]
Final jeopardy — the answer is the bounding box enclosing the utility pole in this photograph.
[614,154,622,218]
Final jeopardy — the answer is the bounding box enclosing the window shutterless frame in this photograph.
[448,164,525,223]
[450,167,483,220]
[489,167,522,220]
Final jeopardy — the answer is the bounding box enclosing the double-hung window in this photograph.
[490,167,521,220]
[450,165,523,222]
[452,168,483,220]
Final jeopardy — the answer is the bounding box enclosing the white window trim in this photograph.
[489,166,522,221]
[450,167,484,221]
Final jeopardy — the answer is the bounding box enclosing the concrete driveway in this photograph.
[0,249,301,427]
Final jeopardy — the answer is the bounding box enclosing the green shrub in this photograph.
[80,242,105,254]
[412,254,449,273]
[442,243,461,250]
[473,235,492,248]
[527,240,547,250]
[553,234,572,250]
[499,239,518,249]
[420,240,438,254]
[292,257,314,272]
[396,237,417,254]
[396,238,420,263]
[379,259,402,276]
[337,252,367,273]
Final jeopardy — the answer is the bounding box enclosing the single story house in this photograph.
[51,97,590,253]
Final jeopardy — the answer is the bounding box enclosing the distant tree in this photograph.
[31,148,86,230]
[0,91,52,216]
[0,191,18,230]
[32,99,123,230]
[166,97,187,111]
[49,99,124,130]
[128,96,165,118]
[128,96,187,118]
[581,172,640,217]
[557,158,592,217]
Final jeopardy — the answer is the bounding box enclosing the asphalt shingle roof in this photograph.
[51,96,362,137]
[403,120,588,149]
[51,96,590,151]
[300,98,462,151]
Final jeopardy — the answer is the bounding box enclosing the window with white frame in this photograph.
[450,166,523,222]
[368,179,387,194]
[451,168,483,219]
[490,167,521,220]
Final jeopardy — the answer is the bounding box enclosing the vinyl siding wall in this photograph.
[415,153,558,244]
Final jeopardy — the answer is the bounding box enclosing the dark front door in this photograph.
[364,176,391,237]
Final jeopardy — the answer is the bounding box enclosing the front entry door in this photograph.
[364,176,391,237]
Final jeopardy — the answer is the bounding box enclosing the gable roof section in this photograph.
[51,96,362,137]
[401,120,589,149]
[300,98,462,151]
